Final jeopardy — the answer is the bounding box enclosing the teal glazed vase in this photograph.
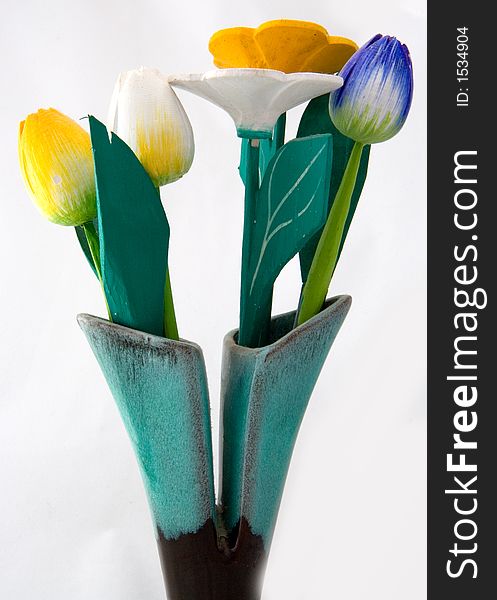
[78,294,351,600]
[219,295,352,550]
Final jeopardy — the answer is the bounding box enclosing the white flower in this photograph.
[108,67,194,187]
[169,68,342,138]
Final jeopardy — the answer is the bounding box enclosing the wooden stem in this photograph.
[238,140,260,347]
[82,221,112,320]
[297,141,364,325]
[164,268,179,340]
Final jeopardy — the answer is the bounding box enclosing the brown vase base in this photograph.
[157,517,266,600]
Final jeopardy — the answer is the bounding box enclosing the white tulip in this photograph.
[169,68,343,138]
[108,67,194,187]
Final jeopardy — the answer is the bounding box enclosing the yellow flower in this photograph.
[209,19,358,74]
[18,109,96,226]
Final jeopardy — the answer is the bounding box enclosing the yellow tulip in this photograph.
[209,20,358,74]
[18,108,96,226]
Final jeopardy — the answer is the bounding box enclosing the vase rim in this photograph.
[77,293,352,355]
[224,294,352,354]
[77,313,205,355]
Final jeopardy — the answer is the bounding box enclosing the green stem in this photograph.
[164,268,179,340]
[82,221,112,321]
[297,141,364,325]
[81,221,102,281]
[274,113,286,148]
[238,139,260,347]
[155,188,179,341]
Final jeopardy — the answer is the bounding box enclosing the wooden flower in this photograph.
[107,68,194,187]
[169,69,342,138]
[18,109,96,226]
[329,35,414,144]
[209,19,358,74]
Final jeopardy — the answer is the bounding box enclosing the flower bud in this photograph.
[18,108,96,226]
[329,34,413,144]
[107,67,194,187]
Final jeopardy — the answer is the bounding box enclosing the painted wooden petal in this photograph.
[170,70,342,137]
[209,27,266,69]
[89,116,170,336]
[297,94,370,282]
[300,37,359,74]
[253,21,329,73]
[209,20,357,74]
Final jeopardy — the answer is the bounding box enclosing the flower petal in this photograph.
[170,69,342,138]
[300,36,359,73]
[253,20,329,73]
[108,67,194,186]
[329,35,413,144]
[209,19,358,74]
[18,108,96,225]
[209,27,265,69]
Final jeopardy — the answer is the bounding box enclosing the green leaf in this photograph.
[89,116,170,336]
[241,134,333,347]
[297,94,371,282]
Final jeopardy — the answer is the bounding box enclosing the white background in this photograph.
[0,0,426,598]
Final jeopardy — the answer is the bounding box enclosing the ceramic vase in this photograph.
[78,294,351,599]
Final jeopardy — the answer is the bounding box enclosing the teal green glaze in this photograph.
[221,295,352,546]
[237,127,272,139]
[77,314,215,540]
[297,94,371,282]
[239,134,333,348]
[219,343,255,534]
[89,116,170,337]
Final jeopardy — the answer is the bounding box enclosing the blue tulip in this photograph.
[329,34,413,144]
